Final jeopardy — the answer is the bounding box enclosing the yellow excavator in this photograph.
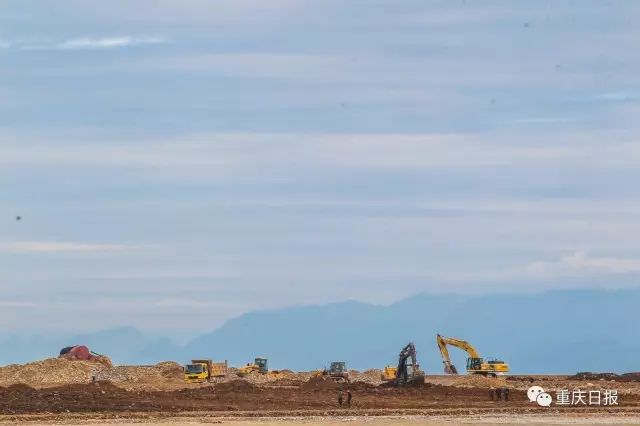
[436,334,509,377]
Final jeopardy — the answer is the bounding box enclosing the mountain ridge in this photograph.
[1,288,638,373]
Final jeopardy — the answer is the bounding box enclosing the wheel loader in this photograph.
[237,357,269,376]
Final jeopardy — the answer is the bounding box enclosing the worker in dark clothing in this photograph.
[489,388,496,401]
[346,389,352,407]
[338,392,344,407]
[503,388,510,401]
[495,387,503,401]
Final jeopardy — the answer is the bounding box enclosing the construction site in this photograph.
[2,338,640,424]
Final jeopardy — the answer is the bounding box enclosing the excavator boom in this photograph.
[436,334,458,374]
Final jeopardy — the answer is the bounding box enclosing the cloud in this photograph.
[0,301,37,307]
[0,36,168,51]
[4,131,637,172]
[1,241,137,253]
[527,250,640,276]
[568,91,638,103]
[57,36,167,50]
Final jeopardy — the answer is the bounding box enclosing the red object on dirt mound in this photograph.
[60,345,92,361]
[59,345,113,367]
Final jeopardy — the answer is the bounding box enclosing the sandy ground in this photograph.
[3,360,640,425]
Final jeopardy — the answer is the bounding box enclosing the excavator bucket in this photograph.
[444,363,458,374]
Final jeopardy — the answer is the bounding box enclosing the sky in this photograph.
[1,0,640,334]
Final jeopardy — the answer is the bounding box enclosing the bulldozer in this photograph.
[384,342,424,385]
[313,361,350,382]
[436,334,510,377]
[236,357,269,376]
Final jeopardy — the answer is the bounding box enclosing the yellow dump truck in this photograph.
[184,359,228,383]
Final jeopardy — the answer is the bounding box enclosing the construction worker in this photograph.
[495,387,503,401]
[337,392,344,407]
[489,388,496,401]
[346,389,352,407]
[503,387,510,401]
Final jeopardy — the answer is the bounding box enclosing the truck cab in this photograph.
[184,362,209,383]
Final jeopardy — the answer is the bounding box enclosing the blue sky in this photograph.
[1,1,640,333]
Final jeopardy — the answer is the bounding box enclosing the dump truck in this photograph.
[237,357,269,376]
[184,359,228,383]
[436,334,509,376]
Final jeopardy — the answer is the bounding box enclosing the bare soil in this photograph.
[2,360,640,424]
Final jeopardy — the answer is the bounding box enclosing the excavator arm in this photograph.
[395,342,422,383]
[436,334,482,374]
[436,334,458,374]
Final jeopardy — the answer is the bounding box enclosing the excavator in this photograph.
[382,342,424,385]
[436,334,510,376]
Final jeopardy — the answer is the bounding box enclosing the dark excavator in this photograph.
[382,342,425,385]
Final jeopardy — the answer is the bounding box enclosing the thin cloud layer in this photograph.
[57,36,167,50]
[528,251,640,276]
[0,36,168,51]
[2,241,137,253]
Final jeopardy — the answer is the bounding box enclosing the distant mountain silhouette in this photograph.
[2,289,639,373]
[183,289,640,373]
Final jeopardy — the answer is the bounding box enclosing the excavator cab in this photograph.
[466,357,484,371]
[255,357,268,374]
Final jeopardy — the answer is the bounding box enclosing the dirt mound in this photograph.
[215,379,260,393]
[155,361,184,379]
[0,358,186,390]
[568,371,640,382]
[506,375,535,383]
[569,371,620,381]
[0,358,107,387]
[301,376,341,391]
[268,378,304,387]
[451,374,508,389]
[621,373,640,382]
[350,369,383,385]
[3,383,35,393]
